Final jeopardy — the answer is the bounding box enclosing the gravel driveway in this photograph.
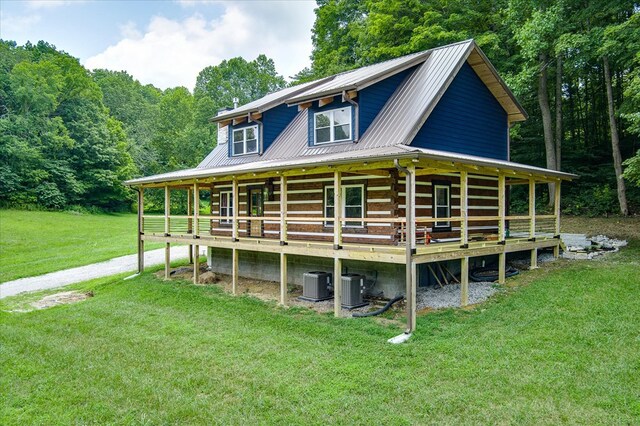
[0,245,206,299]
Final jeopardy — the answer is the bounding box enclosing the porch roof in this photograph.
[124,145,577,186]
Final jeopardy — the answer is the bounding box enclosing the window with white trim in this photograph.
[324,184,364,227]
[314,107,352,145]
[433,184,451,228]
[219,191,233,225]
[232,125,258,156]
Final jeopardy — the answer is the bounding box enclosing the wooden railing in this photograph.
[142,213,558,245]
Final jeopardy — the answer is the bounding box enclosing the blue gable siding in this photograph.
[358,67,413,137]
[411,62,508,160]
[262,103,298,151]
[227,103,298,157]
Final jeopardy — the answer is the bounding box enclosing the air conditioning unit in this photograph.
[341,274,368,309]
[301,271,333,301]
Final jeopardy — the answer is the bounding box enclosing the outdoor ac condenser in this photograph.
[302,271,332,301]
[341,274,367,309]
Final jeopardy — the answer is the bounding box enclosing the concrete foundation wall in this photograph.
[208,248,519,298]
[208,247,406,298]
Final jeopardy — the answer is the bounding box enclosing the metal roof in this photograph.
[125,144,575,186]
[357,40,474,148]
[197,144,261,169]
[211,79,329,122]
[126,39,543,186]
[285,49,431,104]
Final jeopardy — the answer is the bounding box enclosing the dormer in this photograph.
[210,80,332,158]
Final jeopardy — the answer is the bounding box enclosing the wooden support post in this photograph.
[498,174,506,241]
[280,175,287,244]
[405,164,416,332]
[193,182,200,238]
[529,178,536,239]
[333,257,342,317]
[164,185,170,280]
[164,185,170,235]
[193,245,200,284]
[232,177,239,242]
[333,171,342,249]
[460,171,468,247]
[461,257,469,306]
[137,188,144,274]
[232,248,238,295]
[498,252,506,284]
[187,186,193,264]
[529,178,537,268]
[554,179,561,258]
[280,253,287,306]
[164,242,170,280]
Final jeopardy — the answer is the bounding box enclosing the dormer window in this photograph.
[314,107,352,145]
[232,125,259,156]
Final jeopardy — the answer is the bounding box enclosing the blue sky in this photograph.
[1,0,317,89]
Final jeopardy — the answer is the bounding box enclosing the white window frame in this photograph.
[232,125,259,156]
[313,107,352,145]
[324,184,365,228]
[219,191,233,225]
[433,184,451,228]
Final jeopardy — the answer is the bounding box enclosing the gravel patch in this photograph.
[417,282,499,310]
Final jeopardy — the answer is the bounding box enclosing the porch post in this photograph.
[280,175,288,306]
[333,170,342,317]
[232,176,239,242]
[498,174,506,284]
[405,164,416,332]
[187,185,193,264]
[193,182,200,284]
[529,178,537,269]
[137,187,144,274]
[232,248,238,295]
[553,179,562,258]
[280,175,288,244]
[461,256,469,306]
[164,185,170,280]
[280,253,287,306]
[231,176,239,294]
[460,171,468,247]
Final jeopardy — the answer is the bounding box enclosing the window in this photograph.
[324,184,364,227]
[232,125,258,156]
[314,107,352,144]
[219,191,233,225]
[433,183,451,229]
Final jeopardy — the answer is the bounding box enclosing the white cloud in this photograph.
[27,0,86,10]
[0,13,42,33]
[83,1,316,90]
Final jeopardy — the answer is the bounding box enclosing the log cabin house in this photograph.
[125,40,575,332]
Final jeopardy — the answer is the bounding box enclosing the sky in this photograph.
[0,0,317,90]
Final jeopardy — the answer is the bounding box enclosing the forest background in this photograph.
[1,0,639,216]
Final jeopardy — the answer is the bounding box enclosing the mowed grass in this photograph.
[0,210,161,283]
[1,244,639,424]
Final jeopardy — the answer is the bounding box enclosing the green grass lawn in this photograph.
[0,210,161,283]
[1,243,638,424]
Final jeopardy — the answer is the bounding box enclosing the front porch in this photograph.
[132,154,569,333]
